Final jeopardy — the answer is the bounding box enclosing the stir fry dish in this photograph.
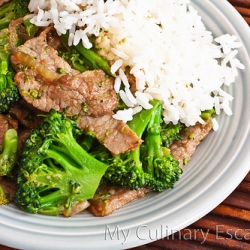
[0,0,244,217]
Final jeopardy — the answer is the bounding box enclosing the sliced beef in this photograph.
[11,27,78,77]
[10,27,142,154]
[62,200,90,217]
[12,28,118,117]
[10,100,44,129]
[0,114,18,145]
[0,0,10,6]
[89,185,149,216]
[170,120,213,168]
[15,69,118,117]
[18,129,32,152]
[77,115,143,155]
[46,29,64,51]
[126,72,137,94]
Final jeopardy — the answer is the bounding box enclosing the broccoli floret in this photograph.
[0,28,20,113]
[14,109,109,216]
[0,183,9,205]
[142,102,182,192]
[103,99,183,192]
[104,148,146,190]
[0,0,30,30]
[0,72,20,113]
[0,128,18,176]
[103,101,160,190]
[161,122,184,148]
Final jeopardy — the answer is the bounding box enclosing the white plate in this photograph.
[1,0,250,249]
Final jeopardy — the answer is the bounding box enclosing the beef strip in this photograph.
[0,114,18,145]
[63,200,90,217]
[77,114,143,155]
[12,28,118,117]
[17,129,32,152]
[10,100,44,129]
[11,27,142,155]
[89,184,149,216]
[15,69,118,117]
[12,27,79,77]
[0,0,10,7]
[126,72,137,94]
[170,120,213,168]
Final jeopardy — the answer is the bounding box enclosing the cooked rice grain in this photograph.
[28,0,244,128]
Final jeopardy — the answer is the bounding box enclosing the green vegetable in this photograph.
[0,72,20,113]
[14,109,109,216]
[74,41,114,76]
[0,129,18,176]
[200,109,215,120]
[0,28,11,75]
[23,18,39,37]
[59,49,91,72]
[61,32,114,76]
[103,99,183,191]
[0,0,30,30]
[0,183,9,205]
[161,122,184,148]
[0,28,20,113]
[142,101,182,191]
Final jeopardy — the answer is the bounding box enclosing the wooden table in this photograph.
[1,1,250,249]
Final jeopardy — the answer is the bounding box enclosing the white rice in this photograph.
[28,0,245,129]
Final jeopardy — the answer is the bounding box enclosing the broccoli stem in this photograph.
[145,103,163,175]
[0,57,9,75]
[74,43,114,76]
[61,32,114,76]
[0,3,14,30]
[53,132,107,172]
[127,99,162,137]
[79,134,96,151]
[0,74,7,91]
[0,0,30,30]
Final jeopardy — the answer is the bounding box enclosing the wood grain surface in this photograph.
[228,0,250,25]
[0,1,250,250]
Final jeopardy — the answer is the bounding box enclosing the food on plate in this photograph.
[0,176,16,205]
[102,99,182,192]
[0,128,18,176]
[0,28,20,113]
[89,185,150,217]
[14,109,109,216]
[170,119,213,168]
[0,0,244,217]
[0,0,29,29]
